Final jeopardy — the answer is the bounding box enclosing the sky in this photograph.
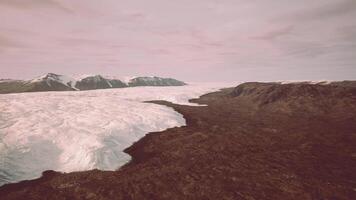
[0,0,355,82]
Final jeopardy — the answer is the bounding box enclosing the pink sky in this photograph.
[0,0,355,81]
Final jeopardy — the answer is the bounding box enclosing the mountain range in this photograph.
[0,73,187,94]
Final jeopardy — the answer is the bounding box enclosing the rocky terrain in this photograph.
[0,81,355,200]
[0,73,186,94]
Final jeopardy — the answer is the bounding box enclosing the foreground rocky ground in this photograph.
[1,81,356,200]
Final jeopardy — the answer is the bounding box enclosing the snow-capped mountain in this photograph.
[74,75,127,90]
[31,73,78,90]
[0,73,187,94]
[128,76,187,87]
[0,79,17,83]
[0,73,76,94]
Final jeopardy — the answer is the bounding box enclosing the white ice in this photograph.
[0,83,230,186]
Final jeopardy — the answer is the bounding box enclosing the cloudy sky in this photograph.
[0,0,355,82]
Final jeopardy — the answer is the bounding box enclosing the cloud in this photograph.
[282,42,327,58]
[57,38,111,47]
[0,0,72,13]
[285,0,356,21]
[0,0,355,81]
[0,34,22,50]
[250,26,294,41]
[336,25,356,41]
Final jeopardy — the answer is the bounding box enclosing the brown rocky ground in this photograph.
[1,82,356,200]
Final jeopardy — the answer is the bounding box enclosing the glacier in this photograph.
[0,83,228,186]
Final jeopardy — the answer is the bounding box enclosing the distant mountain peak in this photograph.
[128,76,186,87]
[0,73,187,94]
